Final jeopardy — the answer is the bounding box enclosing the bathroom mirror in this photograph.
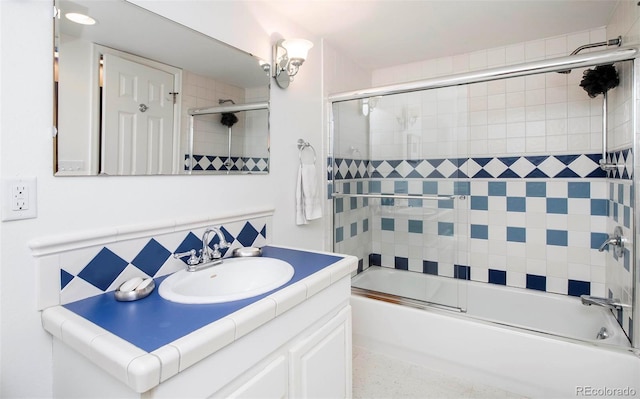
[54,0,270,176]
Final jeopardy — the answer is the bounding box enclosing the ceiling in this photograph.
[264,0,620,70]
[58,0,270,88]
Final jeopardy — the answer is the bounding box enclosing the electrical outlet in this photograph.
[2,177,37,221]
[12,183,29,211]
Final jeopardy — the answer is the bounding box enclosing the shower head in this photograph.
[570,36,622,56]
[558,36,622,74]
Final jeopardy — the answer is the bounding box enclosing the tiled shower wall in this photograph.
[182,71,269,172]
[331,27,634,336]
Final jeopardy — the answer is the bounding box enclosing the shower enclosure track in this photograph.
[332,193,456,200]
[328,46,638,102]
[188,102,269,116]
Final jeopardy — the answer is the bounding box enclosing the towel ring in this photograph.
[297,139,316,164]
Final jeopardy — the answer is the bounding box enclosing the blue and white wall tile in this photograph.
[186,155,269,173]
[330,26,635,339]
[33,212,272,307]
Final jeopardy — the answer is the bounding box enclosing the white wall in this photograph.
[0,1,358,397]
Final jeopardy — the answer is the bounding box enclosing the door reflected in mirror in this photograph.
[54,0,270,176]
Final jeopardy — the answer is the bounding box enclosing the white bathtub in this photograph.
[351,266,640,398]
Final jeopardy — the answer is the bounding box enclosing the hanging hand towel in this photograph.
[296,165,307,225]
[296,163,322,225]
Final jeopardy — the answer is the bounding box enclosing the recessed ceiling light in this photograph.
[65,12,96,26]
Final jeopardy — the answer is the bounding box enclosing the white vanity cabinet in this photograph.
[48,272,353,399]
[218,305,351,399]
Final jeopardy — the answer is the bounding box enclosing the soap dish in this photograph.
[232,247,263,257]
[115,278,155,302]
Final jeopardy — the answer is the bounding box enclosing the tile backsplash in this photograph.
[32,211,272,308]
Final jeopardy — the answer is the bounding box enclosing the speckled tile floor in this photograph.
[352,346,528,399]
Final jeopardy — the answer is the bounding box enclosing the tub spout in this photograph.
[580,295,630,311]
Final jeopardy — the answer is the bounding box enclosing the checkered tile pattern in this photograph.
[333,150,632,181]
[333,174,635,298]
[59,219,268,304]
[185,155,269,173]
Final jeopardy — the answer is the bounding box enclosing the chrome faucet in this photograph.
[202,226,230,262]
[173,226,230,271]
[580,295,630,311]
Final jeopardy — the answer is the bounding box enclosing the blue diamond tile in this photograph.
[525,168,549,178]
[78,248,129,291]
[556,168,580,178]
[175,232,203,262]
[585,168,607,178]
[473,157,493,167]
[237,223,259,247]
[387,160,402,168]
[526,155,547,166]
[132,239,171,277]
[556,154,580,165]
[387,170,403,178]
[427,170,445,178]
[498,156,520,167]
[497,169,520,178]
[61,269,74,289]
[473,169,493,178]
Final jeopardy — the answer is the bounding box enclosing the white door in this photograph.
[101,53,175,175]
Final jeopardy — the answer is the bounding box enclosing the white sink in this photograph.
[158,257,295,304]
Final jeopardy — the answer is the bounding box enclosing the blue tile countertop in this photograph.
[63,246,343,352]
[41,246,357,393]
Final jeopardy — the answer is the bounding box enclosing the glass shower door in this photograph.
[332,87,470,312]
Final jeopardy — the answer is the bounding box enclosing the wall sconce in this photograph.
[273,38,313,89]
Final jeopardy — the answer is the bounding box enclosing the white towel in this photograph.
[296,163,322,225]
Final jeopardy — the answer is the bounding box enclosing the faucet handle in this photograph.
[211,244,222,259]
[598,226,626,256]
[173,249,200,265]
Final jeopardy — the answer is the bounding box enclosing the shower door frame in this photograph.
[328,46,640,348]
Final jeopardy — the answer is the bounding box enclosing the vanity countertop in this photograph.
[42,246,357,393]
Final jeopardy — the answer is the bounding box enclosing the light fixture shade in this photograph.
[282,39,313,61]
[65,12,97,25]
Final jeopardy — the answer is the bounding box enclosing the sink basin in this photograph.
[158,257,295,304]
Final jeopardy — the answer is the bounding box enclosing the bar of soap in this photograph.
[119,277,143,292]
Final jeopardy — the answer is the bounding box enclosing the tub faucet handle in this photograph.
[598,236,621,252]
[598,226,625,257]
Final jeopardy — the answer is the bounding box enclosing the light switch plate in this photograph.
[2,177,37,221]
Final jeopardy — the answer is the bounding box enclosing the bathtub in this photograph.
[351,266,640,398]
